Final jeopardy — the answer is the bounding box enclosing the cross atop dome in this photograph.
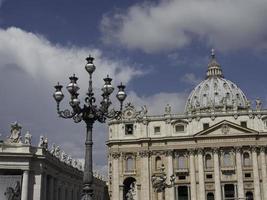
[206,48,224,78]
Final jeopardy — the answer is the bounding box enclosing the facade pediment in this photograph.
[194,120,259,137]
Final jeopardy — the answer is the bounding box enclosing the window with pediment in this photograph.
[155,156,162,170]
[174,121,188,134]
[243,152,251,167]
[177,155,187,169]
[223,152,234,167]
[205,154,213,169]
[125,155,135,172]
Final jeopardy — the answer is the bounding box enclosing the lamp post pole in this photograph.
[53,55,127,200]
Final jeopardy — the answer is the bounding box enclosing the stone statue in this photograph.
[256,98,262,111]
[67,155,72,165]
[24,131,32,145]
[61,151,67,162]
[247,100,251,109]
[4,181,21,200]
[6,122,22,144]
[43,137,48,150]
[165,104,171,114]
[73,159,78,167]
[126,182,136,200]
[38,136,45,148]
[50,143,56,155]
[55,146,61,158]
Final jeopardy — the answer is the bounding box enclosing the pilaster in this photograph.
[252,146,261,200]
[189,149,197,200]
[235,147,244,199]
[197,148,205,200]
[213,148,222,200]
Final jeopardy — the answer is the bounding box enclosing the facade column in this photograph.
[213,148,222,200]
[119,185,124,200]
[21,170,29,200]
[54,178,58,200]
[49,176,55,200]
[197,148,205,200]
[139,151,151,200]
[42,173,47,200]
[235,147,244,199]
[112,152,120,200]
[165,150,175,200]
[189,149,197,200]
[260,146,267,200]
[252,146,261,200]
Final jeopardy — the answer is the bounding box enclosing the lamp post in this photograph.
[151,164,175,200]
[53,55,127,200]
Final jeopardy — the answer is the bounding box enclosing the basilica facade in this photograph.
[107,51,267,200]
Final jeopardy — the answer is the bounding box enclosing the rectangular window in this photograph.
[125,124,134,135]
[245,173,251,178]
[203,123,209,130]
[175,125,185,132]
[154,126,161,134]
[206,174,213,179]
[178,176,186,180]
[240,121,247,128]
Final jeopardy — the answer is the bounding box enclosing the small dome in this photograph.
[185,50,249,113]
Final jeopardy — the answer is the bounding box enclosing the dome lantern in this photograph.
[206,49,223,78]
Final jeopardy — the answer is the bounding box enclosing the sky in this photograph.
[0,0,267,174]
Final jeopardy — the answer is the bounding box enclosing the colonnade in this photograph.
[20,170,81,200]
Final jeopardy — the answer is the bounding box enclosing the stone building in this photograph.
[0,122,108,200]
[107,50,267,200]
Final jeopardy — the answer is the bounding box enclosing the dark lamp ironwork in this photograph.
[53,55,126,200]
[53,83,64,103]
[116,83,127,102]
[102,75,114,95]
[85,55,96,74]
[67,74,80,94]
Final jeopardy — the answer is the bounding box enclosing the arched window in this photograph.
[205,154,213,168]
[155,156,162,170]
[246,191,253,200]
[126,157,134,171]
[178,155,187,169]
[223,152,233,167]
[243,152,251,166]
[207,192,215,200]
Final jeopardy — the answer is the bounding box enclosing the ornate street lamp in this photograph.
[151,164,175,200]
[53,55,127,200]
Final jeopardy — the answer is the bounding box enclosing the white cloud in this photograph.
[0,27,143,89]
[101,0,267,53]
[181,73,201,85]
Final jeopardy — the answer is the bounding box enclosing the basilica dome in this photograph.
[185,50,249,113]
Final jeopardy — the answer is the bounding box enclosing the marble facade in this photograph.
[107,51,267,200]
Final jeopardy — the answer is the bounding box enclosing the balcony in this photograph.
[175,168,189,175]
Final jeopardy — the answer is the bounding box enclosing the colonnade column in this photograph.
[260,146,267,200]
[235,147,244,199]
[49,176,55,200]
[252,146,261,200]
[139,151,151,200]
[165,150,175,200]
[112,153,120,200]
[213,148,222,200]
[197,148,205,200]
[189,149,197,200]
[21,170,29,200]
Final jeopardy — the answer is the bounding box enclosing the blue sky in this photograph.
[0,0,267,173]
